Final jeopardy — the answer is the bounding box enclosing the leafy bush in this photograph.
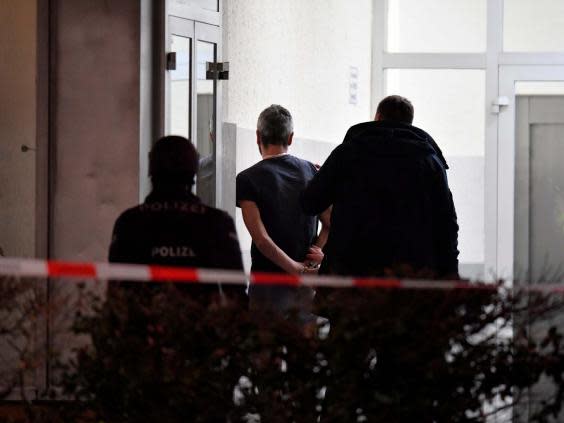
[0,276,45,401]
[53,281,564,423]
[2,276,563,422]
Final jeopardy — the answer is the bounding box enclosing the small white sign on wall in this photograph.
[349,66,359,105]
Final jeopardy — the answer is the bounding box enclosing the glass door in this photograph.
[166,18,222,208]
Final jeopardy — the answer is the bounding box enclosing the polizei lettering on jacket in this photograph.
[151,246,197,258]
[140,201,207,214]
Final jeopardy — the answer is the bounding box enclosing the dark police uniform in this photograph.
[109,190,245,300]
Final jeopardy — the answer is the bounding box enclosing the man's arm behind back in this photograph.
[240,200,304,275]
[300,145,343,216]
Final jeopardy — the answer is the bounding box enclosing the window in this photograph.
[504,0,564,52]
[170,35,191,138]
[386,69,486,269]
[387,0,486,53]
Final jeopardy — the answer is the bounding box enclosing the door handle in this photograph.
[492,96,509,114]
[166,52,177,71]
[206,62,229,80]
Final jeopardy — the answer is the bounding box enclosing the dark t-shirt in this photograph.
[236,154,317,273]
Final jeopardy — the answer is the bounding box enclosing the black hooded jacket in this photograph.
[301,121,459,278]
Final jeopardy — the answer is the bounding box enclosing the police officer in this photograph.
[108,135,245,302]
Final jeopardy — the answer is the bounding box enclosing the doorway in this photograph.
[498,66,564,281]
[514,94,564,282]
[497,67,564,421]
[165,15,223,208]
[509,80,564,423]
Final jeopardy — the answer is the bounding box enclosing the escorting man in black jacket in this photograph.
[301,95,459,278]
[109,135,245,300]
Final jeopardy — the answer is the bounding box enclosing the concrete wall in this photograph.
[50,0,141,261]
[222,0,374,268]
[0,0,37,258]
[46,0,142,388]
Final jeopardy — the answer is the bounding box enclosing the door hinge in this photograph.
[206,62,229,80]
[166,52,177,71]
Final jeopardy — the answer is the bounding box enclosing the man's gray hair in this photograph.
[257,104,294,147]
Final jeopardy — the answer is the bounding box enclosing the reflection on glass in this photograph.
[386,69,486,277]
[170,35,190,138]
[504,0,564,52]
[196,41,216,207]
[387,0,486,53]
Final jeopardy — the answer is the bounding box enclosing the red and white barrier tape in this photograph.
[0,257,563,293]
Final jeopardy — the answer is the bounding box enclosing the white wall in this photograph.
[223,0,373,143]
[223,0,374,268]
[0,1,37,258]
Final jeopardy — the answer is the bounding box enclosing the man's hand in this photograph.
[306,245,324,266]
[291,260,321,275]
[303,265,320,275]
[290,260,306,275]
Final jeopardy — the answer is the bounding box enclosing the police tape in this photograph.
[0,257,563,293]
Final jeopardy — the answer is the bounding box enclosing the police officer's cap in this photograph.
[149,136,199,183]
